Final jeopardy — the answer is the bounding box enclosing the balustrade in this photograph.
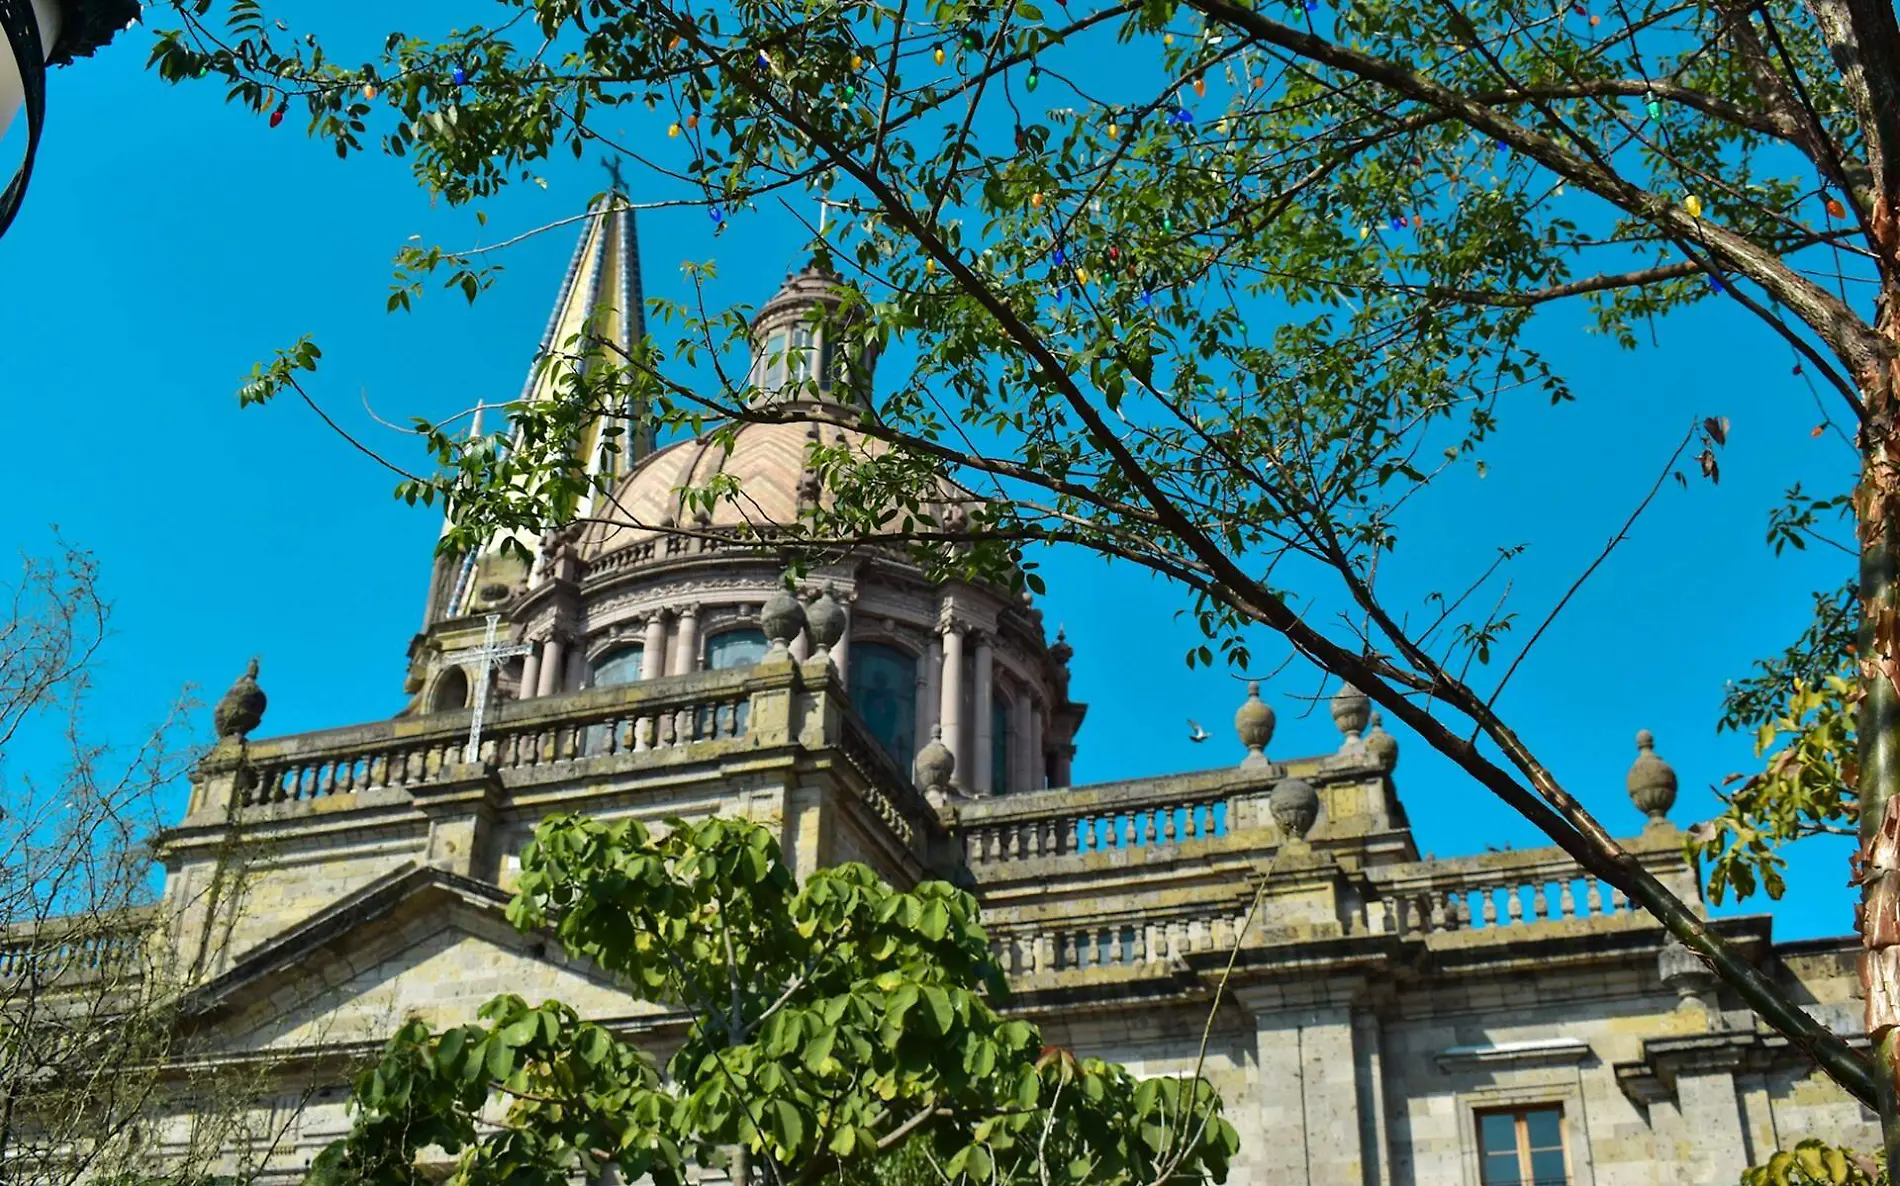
[1379,865,1638,937]
[960,786,1244,866]
[989,910,1246,977]
[239,686,753,808]
[0,923,147,985]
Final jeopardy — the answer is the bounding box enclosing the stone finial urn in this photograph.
[807,583,847,653]
[1627,729,1678,823]
[1270,776,1319,845]
[761,584,808,653]
[1330,682,1370,744]
[1363,712,1399,772]
[213,657,267,741]
[1235,681,1275,768]
[914,724,955,804]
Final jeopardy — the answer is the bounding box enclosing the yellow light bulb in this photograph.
[1031,192,1044,208]
[1076,267,1089,283]
[934,46,946,65]
[1684,194,1702,218]
[668,122,681,137]
[851,53,864,69]
[1164,33,1174,45]
[1108,122,1120,137]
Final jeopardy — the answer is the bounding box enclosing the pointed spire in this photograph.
[426,179,654,625]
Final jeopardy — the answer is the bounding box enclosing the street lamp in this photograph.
[0,0,140,239]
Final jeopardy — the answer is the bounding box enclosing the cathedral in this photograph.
[147,186,1876,1185]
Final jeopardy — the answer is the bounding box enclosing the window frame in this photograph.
[1450,1079,1592,1186]
[1474,1105,1570,1186]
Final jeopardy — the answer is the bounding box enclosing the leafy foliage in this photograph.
[307,815,1238,1186]
[1743,1140,1885,1186]
[1689,569,1858,902]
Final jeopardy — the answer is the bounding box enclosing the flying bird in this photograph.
[1187,719,1210,743]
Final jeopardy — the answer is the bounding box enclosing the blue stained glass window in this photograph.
[850,642,917,772]
[708,628,770,670]
[590,646,645,687]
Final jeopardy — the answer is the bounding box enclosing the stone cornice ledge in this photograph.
[1434,1037,1592,1073]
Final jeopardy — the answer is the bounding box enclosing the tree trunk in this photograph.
[1858,285,1900,1171]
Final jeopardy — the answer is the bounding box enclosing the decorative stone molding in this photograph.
[1433,1037,1591,1073]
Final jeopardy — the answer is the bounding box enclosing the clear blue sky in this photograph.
[0,9,1856,939]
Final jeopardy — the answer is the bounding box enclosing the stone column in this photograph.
[537,636,565,697]
[1052,739,1074,787]
[1236,982,1378,1186]
[674,603,701,674]
[940,623,965,789]
[519,643,542,702]
[1010,693,1033,793]
[1672,1050,1750,1186]
[1027,698,1045,790]
[972,634,995,795]
[564,647,585,691]
[642,613,668,679]
[790,628,811,663]
[832,604,851,686]
[918,636,942,755]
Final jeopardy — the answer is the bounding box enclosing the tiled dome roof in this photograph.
[579,419,930,560]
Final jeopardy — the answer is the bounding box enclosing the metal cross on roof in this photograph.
[439,613,534,764]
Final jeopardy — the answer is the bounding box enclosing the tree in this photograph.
[146,0,1900,1158]
[307,813,1239,1186]
[0,540,292,1184]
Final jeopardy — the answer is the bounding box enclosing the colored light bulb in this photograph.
[452,65,467,85]
[668,122,681,137]
[362,83,376,100]
[1192,76,1206,97]
[1683,194,1702,218]
[934,45,946,65]
[709,206,725,223]
[852,54,864,69]
[1026,66,1041,91]
[1826,196,1846,218]
[1053,246,1066,265]
[269,103,287,127]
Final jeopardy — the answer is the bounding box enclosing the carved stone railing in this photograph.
[953,769,1282,867]
[227,669,762,810]
[1367,840,1692,938]
[990,906,1253,978]
[0,913,152,987]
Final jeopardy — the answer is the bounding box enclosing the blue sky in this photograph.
[0,8,1857,939]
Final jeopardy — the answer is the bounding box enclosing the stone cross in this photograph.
[439,613,533,764]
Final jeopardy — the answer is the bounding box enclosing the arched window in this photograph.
[590,645,645,688]
[708,628,770,670]
[992,695,1011,794]
[430,667,470,713]
[850,642,918,772]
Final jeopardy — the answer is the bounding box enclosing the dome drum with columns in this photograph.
[404,197,1083,796]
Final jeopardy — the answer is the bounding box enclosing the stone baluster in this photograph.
[1587,877,1604,917]
[1559,878,1577,920]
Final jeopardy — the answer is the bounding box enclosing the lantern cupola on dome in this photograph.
[747,260,879,407]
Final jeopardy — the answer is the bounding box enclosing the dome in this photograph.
[579,419,869,559]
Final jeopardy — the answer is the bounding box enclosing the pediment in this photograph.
[186,864,662,1054]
